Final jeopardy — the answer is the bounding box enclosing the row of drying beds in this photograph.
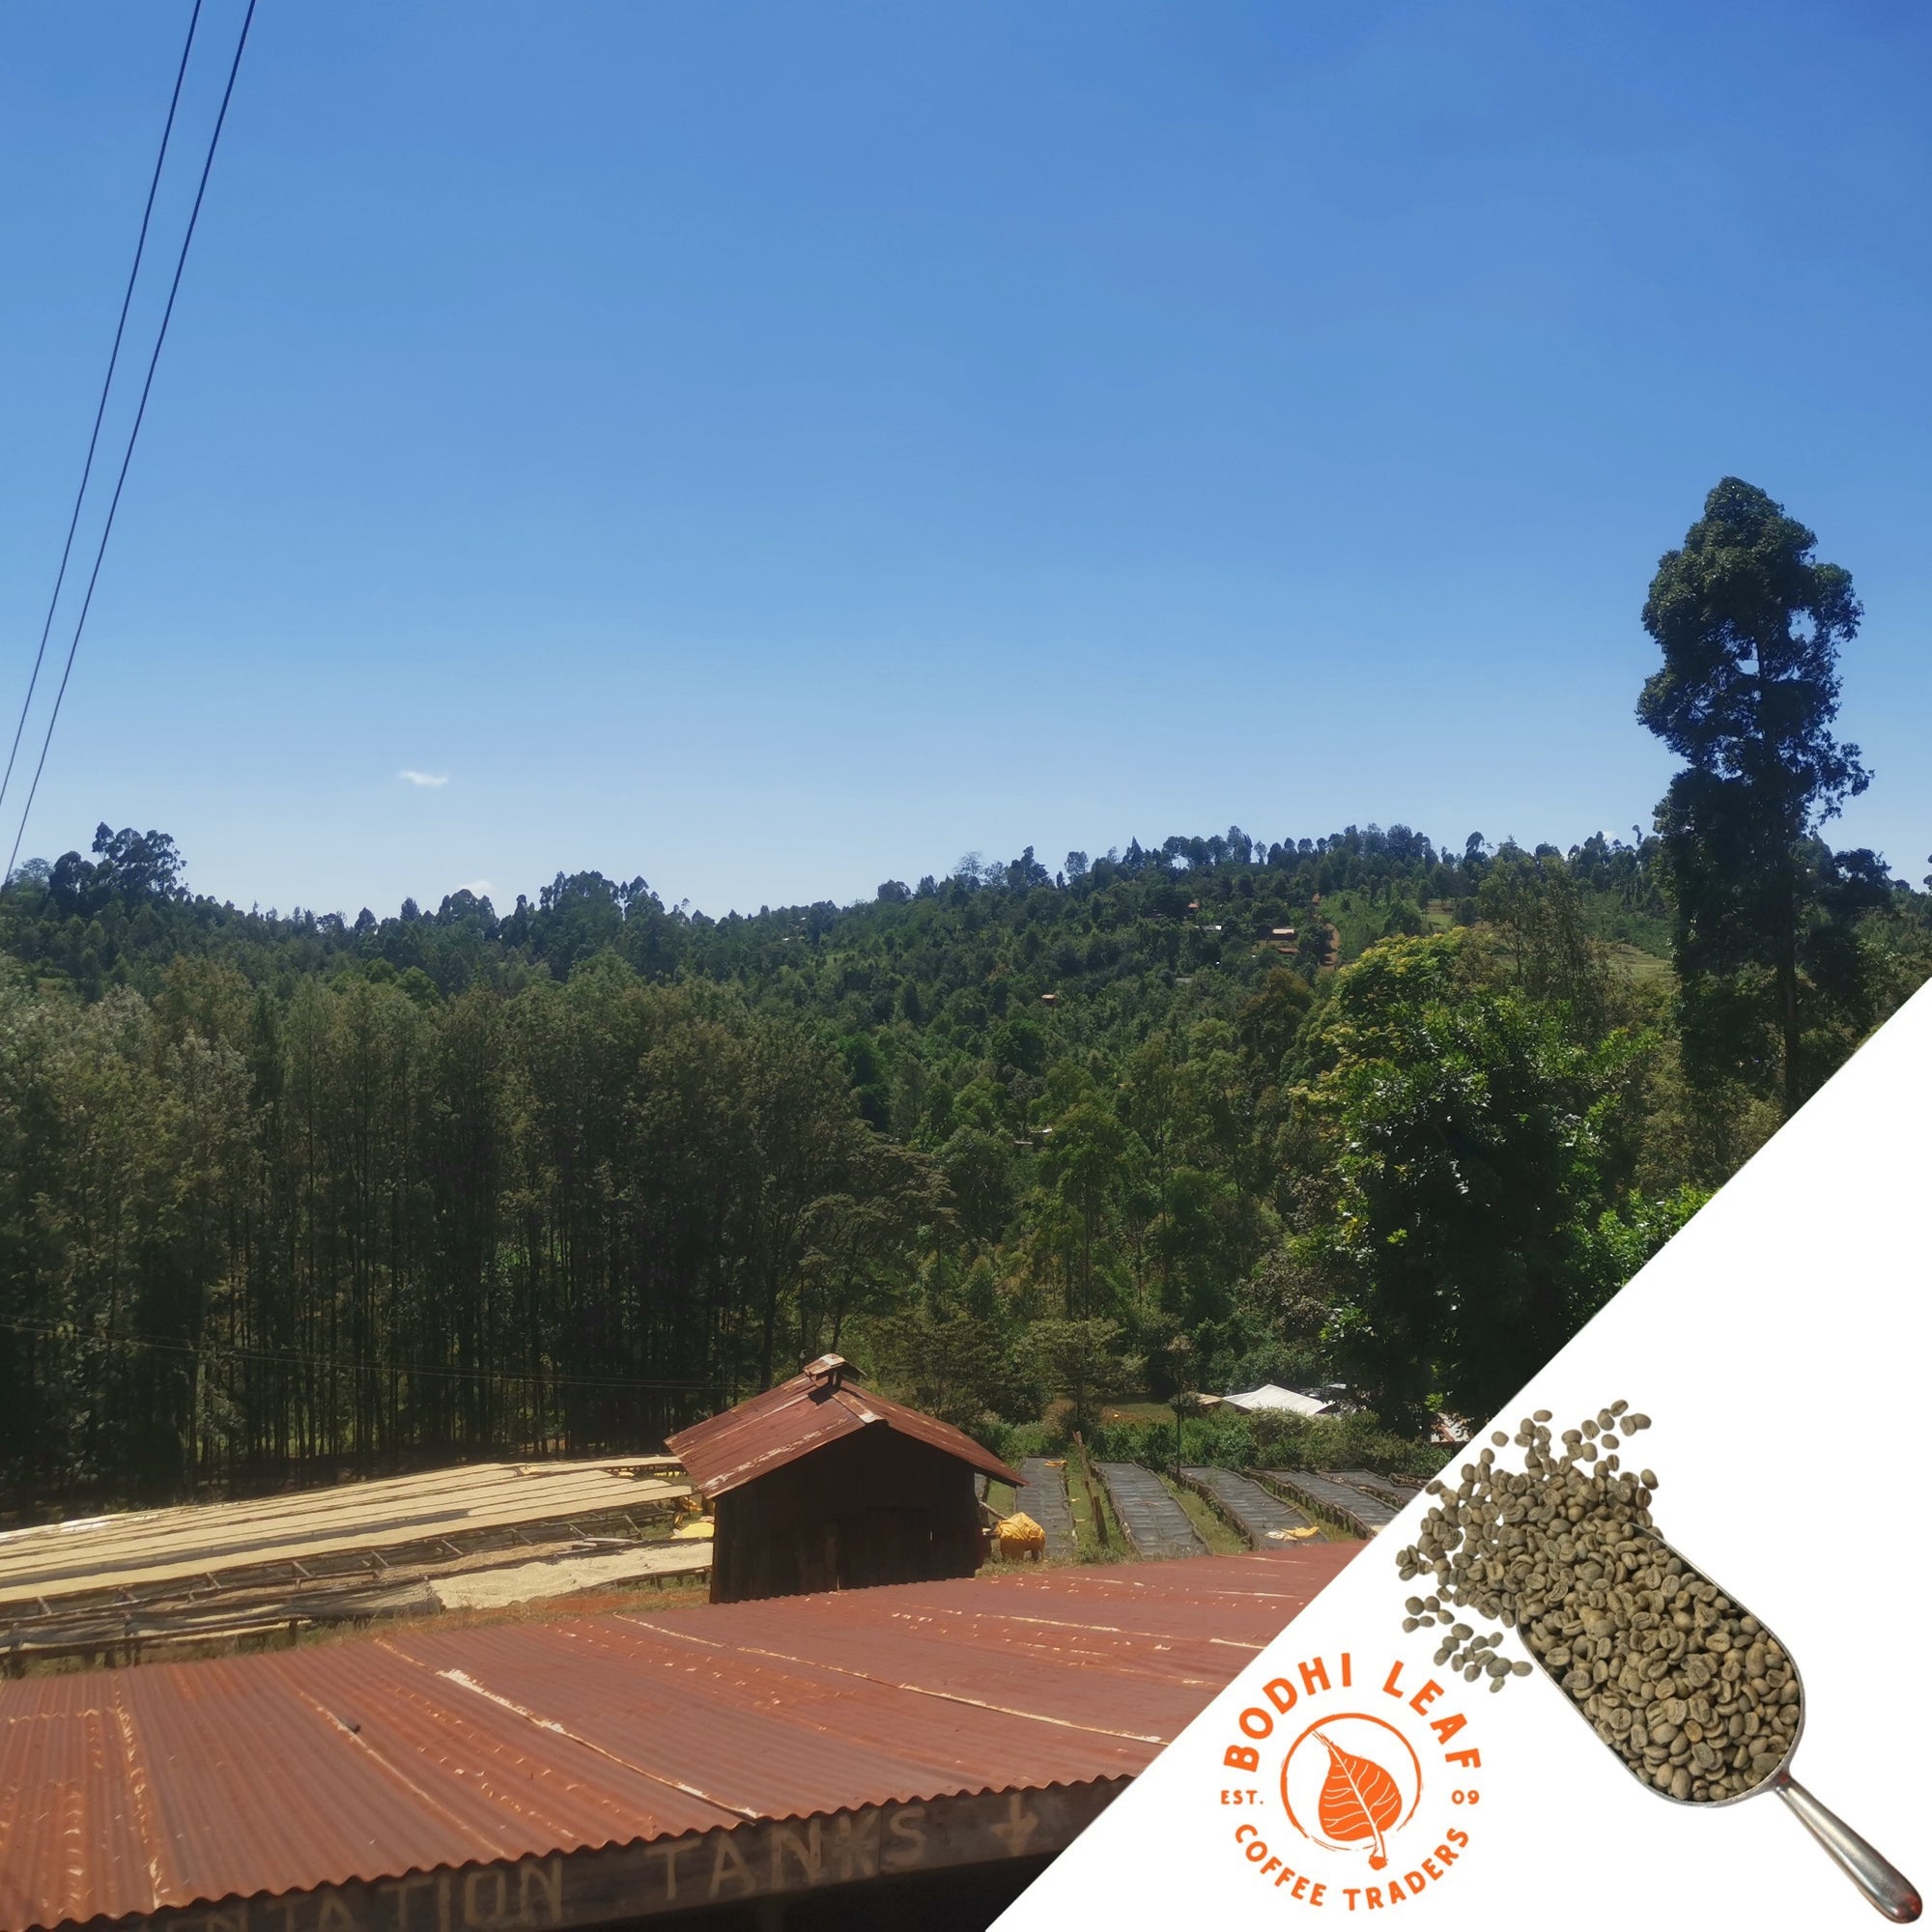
[1090,1462,1422,1559]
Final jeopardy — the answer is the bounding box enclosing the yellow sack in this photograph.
[671,1517,715,1540]
[996,1511,1046,1556]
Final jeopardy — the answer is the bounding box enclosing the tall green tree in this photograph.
[1638,478,1876,1116]
[1036,1101,1128,1318]
[1287,934,1683,1432]
[1476,844,1619,1038]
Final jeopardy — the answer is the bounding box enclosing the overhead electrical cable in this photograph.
[0,0,205,828]
[3,0,257,886]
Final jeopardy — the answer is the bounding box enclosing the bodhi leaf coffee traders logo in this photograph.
[1284,1716,1420,1869]
[1213,1648,1488,1913]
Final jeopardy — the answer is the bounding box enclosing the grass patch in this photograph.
[1098,1399,1173,1426]
[1605,940,1673,985]
[1066,1443,1130,1562]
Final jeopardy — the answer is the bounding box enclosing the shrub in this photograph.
[1245,1408,1445,1480]
[1038,1398,1079,1450]
[1077,1406,1447,1481]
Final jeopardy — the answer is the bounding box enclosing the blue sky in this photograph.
[1,1,1927,919]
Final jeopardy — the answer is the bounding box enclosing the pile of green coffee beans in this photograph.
[1394,1402,1802,1803]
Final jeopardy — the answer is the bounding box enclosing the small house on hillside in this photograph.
[668,1354,1022,1605]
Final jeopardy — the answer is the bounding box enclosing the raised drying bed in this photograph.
[1095,1462,1209,1559]
[1179,1466,1325,1547]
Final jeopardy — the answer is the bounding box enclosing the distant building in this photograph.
[668,1354,1021,1605]
[1221,1383,1336,1418]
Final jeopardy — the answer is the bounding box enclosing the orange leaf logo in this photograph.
[1315,1731,1405,1870]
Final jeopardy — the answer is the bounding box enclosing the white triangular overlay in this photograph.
[999,980,1930,1927]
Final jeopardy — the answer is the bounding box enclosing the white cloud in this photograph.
[399,769,448,788]
[454,879,494,899]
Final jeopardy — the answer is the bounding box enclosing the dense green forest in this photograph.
[2,479,1927,1511]
[4,816,1925,1510]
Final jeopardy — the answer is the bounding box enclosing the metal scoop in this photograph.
[1527,1544,1919,1922]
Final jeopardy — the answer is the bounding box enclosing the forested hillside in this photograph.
[0,468,1922,1515]
[4,811,1927,1512]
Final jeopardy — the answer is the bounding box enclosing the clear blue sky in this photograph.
[2,1,1927,919]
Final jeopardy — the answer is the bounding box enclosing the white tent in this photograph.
[1220,1382,1334,1417]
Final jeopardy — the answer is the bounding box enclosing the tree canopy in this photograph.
[1639,478,1887,1115]
[0,796,1921,1513]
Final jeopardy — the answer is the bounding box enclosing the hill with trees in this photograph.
[1,477,1926,1511]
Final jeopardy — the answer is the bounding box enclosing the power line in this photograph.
[0,1,205,831]
[3,0,257,887]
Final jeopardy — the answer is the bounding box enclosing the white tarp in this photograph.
[1221,1383,1333,1417]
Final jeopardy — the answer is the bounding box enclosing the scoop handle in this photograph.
[1775,1770,1921,1921]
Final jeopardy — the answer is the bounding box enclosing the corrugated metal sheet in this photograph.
[0,1546,1355,1932]
[826,1383,1023,1491]
[668,1364,1020,1497]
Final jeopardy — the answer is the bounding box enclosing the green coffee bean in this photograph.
[1390,1399,1803,1801]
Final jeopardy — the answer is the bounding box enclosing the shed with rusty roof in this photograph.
[668,1355,1020,1605]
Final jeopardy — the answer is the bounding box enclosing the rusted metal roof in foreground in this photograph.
[667,1354,1021,1497]
[0,1545,1355,1932]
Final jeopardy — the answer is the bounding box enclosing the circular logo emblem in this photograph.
[1280,1712,1424,1868]
[1211,1648,1491,1911]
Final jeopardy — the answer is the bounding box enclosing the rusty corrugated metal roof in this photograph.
[0,1546,1355,1932]
[667,1360,1021,1497]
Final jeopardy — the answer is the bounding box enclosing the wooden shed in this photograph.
[667,1354,1022,1605]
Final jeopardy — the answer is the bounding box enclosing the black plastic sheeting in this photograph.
[1261,1469,1403,1533]
[1095,1463,1209,1560]
[1180,1466,1324,1547]
[1017,1459,1079,1558]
